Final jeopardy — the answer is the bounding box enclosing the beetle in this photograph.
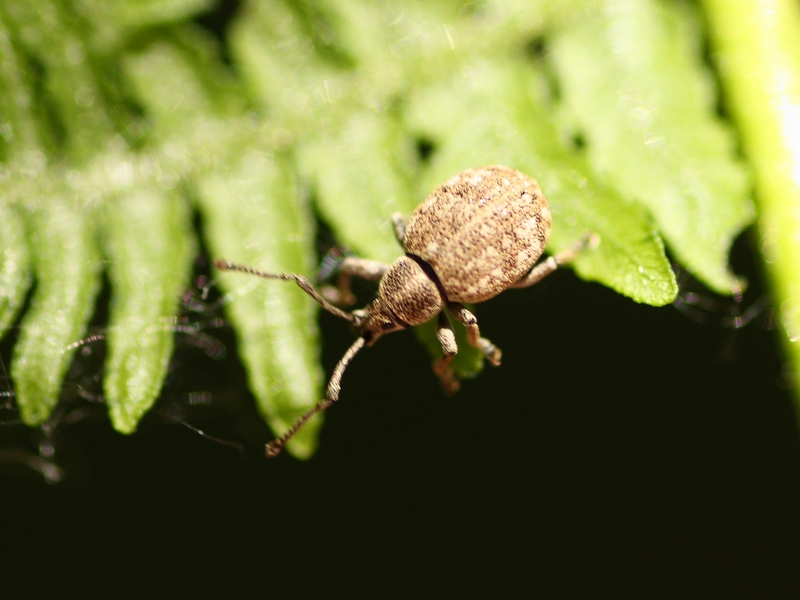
[214,165,595,456]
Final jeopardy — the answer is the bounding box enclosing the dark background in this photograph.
[2,231,800,598]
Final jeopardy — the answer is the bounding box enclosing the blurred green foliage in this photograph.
[702,0,800,421]
[0,0,768,457]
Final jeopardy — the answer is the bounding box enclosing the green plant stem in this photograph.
[702,0,800,403]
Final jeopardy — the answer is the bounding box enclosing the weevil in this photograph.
[215,165,595,456]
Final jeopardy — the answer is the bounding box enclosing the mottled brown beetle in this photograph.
[215,165,594,457]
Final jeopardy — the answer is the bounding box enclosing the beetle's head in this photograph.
[351,302,404,345]
[352,255,444,345]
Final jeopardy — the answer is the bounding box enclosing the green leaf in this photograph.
[547,0,754,294]
[407,58,678,306]
[196,151,324,459]
[124,27,245,131]
[125,30,325,456]
[701,0,800,408]
[102,189,195,433]
[0,11,39,162]
[229,0,358,135]
[11,199,102,425]
[4,0,758,457]
[299,111,418,264]
[0,201,30,337]
[1,1,115,159]
[96,0,214,30]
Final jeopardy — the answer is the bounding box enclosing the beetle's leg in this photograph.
[391,212,407,246]
[512,233,598,289]
[447,303,502,366]
[321,257,391,306]
[433,311,460,395]
[338,257,390,280]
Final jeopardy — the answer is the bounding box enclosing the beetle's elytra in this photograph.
[215,165,594,457]
[405,166,551,303]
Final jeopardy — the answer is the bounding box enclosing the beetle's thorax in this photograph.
[353,255,445,345]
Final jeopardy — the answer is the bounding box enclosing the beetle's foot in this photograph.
[480,341,502,366]
[434,361,460,396]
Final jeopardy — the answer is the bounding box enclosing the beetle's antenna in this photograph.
[214,260,354,323]
[266,336,366,457]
